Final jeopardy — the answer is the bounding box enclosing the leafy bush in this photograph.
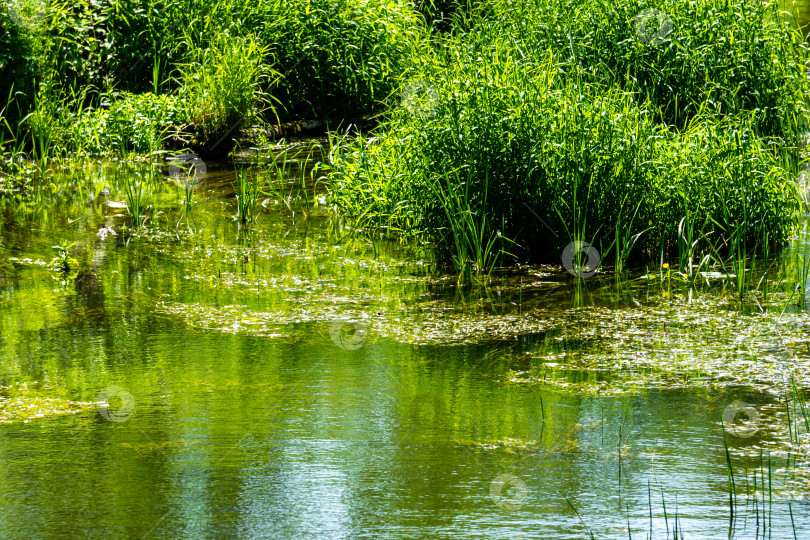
[58,92,185,155]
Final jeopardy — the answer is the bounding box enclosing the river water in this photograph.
[1,156,810,538]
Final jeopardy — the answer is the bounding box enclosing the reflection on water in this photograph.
[0,160,809,538]
[781,0,810,33]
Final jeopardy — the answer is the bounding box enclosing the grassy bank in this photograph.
[328,0,810,282]
[2,0,809,282]
[0,0,426,168]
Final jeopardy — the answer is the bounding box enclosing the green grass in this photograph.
[328,0,807,276]
[234,166,260,223]
[177,33,275,152]
[122,174,152,228]
[259,140,326,218]
[498,0,810,138]
[429,167,514,285]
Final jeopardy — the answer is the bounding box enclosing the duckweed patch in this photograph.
[0,382,95,424]
[453,432,642,466]
[158,276,810,397]
[506,302,810,396]
[119,439,200,457]
[155,299,566,344]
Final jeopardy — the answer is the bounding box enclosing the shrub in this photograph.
[88,92,185,154]
[35,92,186,156]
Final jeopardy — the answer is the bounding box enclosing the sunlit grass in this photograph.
[234,166,259,223]
[330,27,803,278]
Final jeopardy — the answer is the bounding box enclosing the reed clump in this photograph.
[328,0,808,282]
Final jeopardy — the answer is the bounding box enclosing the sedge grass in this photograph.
[176,33,275,151]
[122,175,152,228]
[611,197,650,275]
[429,167,514,286]
[329,12,802,277]
[234,166,260,223]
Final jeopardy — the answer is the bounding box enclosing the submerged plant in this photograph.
[260,141,326,218]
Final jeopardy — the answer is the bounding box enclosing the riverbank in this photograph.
[2,0,810,282]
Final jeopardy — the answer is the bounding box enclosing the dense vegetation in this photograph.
[1,0,809,283]
[330,0,810,281]
[1,0,423,161]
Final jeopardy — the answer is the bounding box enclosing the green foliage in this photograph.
[329,7,805,270]
[45,0,118,93]
[2,0,427,164]
[493,0,810,138]
[429,167,513,285]
[24,90,184,156]
[265,0,425,118]
[177,33,271,150]
[40,0,424,118]
[80,92,185,154]
[414,0,476,33]
[0,7,40,133]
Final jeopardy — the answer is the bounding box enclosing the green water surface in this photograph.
[0,156,809,539]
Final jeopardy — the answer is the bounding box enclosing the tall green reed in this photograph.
[429,167,513,286]
[261,140,325,218]
[611,197,649,274]
[234,166,259,223]
[329,8,801,278]
[122,175,152,228]
[177,33,277,150]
